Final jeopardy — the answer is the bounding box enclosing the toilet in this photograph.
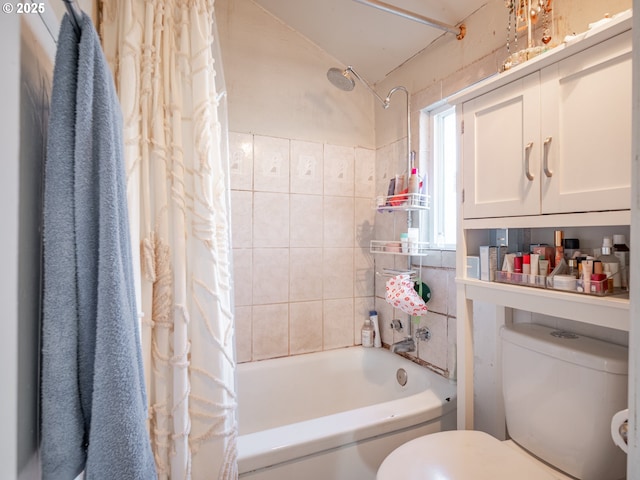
[377,323,628,480]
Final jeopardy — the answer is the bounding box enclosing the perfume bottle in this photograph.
[613,234,629,290]
[554,230,564,266]
[598,236,621,289]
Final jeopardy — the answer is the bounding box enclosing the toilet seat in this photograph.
[377,431,569,480]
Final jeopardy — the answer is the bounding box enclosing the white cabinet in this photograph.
[461,29,632,219]
[540,30,632,214]
[462,74,541,218]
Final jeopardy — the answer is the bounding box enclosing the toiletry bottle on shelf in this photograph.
[361,317,374,347]
[408,167,420,201]
[613,234,629,290]
[567,259,579,279]
[407,227,420,254]
[370,310,381,348]
[400,233,409,254]
[554,230,564,266]
[597,236,621,289]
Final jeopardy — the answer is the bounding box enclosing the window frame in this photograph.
[419,102,457,250]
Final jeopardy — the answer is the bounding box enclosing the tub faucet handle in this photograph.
[415,327,431,341]
[390,319,403,332]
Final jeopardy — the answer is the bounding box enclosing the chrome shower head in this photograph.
[327,67,355,92]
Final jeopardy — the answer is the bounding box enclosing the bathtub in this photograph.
[237,346,457,480]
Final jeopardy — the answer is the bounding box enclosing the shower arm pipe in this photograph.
[345,66,389,109]
[345,68,411,177]
[386,86,412,193]
[352,0,466,40]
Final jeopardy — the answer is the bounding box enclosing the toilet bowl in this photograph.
[377,430,572,479]
[378,323,628,480]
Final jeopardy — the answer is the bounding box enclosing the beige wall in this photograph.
[217,0,375,147]
[218,0,632,371]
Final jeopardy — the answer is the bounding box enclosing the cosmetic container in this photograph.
[400,233,409,253]
[554,230,564,266]
[597,237,621,288]
[361,317,374,347]
[613,234,629,290]
[369,310,381,348]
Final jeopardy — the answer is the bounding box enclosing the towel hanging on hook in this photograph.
[62,0,82,35]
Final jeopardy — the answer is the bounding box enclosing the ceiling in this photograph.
[252,0,487,84]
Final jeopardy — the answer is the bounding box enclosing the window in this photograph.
[421,104,457,249]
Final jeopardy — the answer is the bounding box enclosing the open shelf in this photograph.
[458,277,630,331]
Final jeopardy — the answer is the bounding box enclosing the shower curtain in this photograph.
[100,1,237,478]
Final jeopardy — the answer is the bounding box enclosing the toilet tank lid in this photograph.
[500,324,628,375]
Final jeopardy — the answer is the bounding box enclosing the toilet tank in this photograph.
[501,323,628,480]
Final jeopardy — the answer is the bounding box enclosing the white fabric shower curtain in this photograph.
[100,1,237,478]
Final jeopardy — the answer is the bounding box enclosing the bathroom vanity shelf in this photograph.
[459,278,629,332]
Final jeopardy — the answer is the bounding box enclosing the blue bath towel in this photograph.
[41,13,156,479]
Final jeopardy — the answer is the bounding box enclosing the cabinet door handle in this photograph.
[543,136,553,177]
[524,142,534,181]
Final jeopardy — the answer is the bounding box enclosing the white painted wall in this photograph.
[628,1,639,477]
[1,12,55,479]
[1,12,22,479]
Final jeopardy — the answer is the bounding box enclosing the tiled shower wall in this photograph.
[230,132,377,362]
[230,131,457,377]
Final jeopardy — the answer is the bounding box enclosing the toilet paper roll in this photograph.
[611,408,629,454]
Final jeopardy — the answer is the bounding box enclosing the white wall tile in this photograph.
[323,248,354,299]
[229,132,253,191]
[254,135,290,192]
[253,192,289,247]
[290,194,323,247]
[230,190,253,248]
[252,303,289,360]
[375,142,395,196]
[290,247,323,302]
[419,267,448,316]
[235,306,253,363]
[323,298,354,350]
[290,300,323,355]
[324,196,354,247]
[291,139,323,195]
[252,248,290,305]
[417,311,448,370]
[324,144,354,196]
[355,197,375,248]
[232,249,253,307]
[354,247,374,298]
[375,298,395,346]
[447,315,457,379]
[355,147,375,198]
[447,269,457,317]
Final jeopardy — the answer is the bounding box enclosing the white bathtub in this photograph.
[237,346,457,480]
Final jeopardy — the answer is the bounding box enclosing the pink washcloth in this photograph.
[385,274,428,316]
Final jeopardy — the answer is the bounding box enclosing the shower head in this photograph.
[327,67,355,92]
[327,65,391,109]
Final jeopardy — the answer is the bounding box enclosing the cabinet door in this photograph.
[540,31,632,214]
[462,74,540,219]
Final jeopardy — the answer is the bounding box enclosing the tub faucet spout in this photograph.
[391,337,415,353]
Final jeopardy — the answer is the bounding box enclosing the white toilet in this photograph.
[378,323,628,480]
